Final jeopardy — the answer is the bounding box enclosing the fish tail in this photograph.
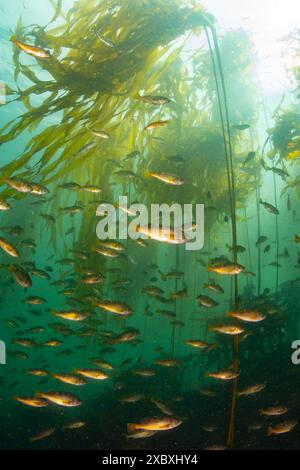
[127,423,138,434]
[10,35,17,43]
[207,266,213,272]
[259,198,263,204]
[134,93,141,100]
[144,171,151,178]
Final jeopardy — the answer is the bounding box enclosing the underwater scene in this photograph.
[0,0,300,451]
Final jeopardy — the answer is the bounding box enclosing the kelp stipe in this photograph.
[204,24,239,448]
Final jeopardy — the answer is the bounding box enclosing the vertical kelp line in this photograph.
[272,172,280,298]
[176,248,186,356]
[205,25,239,449]
[244,208,252,276]
[254,195,261,297]
[262,105,280,299]
[170,245,180,356]
[204,28,234,229]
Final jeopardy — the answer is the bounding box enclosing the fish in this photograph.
[81,274,104,284]
[184,339,209,349]
[74,142,95,158]
[12,338,36,348]
[14,396,49,407]
[123,150,141,161]
[295,235,300,243]
[256,236,267,246]
[74,369,109,380]
[206,369,238,380]
[25,369,48,377]
[94,246,121,257]
[238,383,266,396]
[43,340,62,347]
[30,182,49,195]
[167,155,184,165]
[134,368,156,377]
[10,36,52,58]
[59,182,80,190]
[144,120,169,131]
[126,430,157,439]
[39,213,55,224]
[260,406,288,416]
[88,129,110,139]
[9,265,32,287]
[136,94,170,105]
[0,237,19,257]
[25,296,45,305]
[203,282,224,294]
[38,391,82,407]
[53,310,87,321]
[228,310,266,323]
[146,172,184,185]
[151,398,174,416]
[197,295,218,308]
[210,325,244,335]
[121,393,144,404]
[30,428,56,442]
[90,359,114,370]
[154,359,179,367]
[232,124,250,130]
[227,244,246,253]
[208,262,245,275]
[109,329,139,344]
[127,417,182,433]
[259,199,279,215]
[52,373,87,386]
[267,420,297,436]
[64,421,86,430]
[136,225,188,245]
[243,151,256,165]
[0,199,11,211]
[95,301,132,315]
[96,241,125,252]
[81,185,102,193]
[267,166,289,179]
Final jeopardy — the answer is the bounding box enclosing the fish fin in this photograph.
[158,270,166,281]
[127,423,137,434]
